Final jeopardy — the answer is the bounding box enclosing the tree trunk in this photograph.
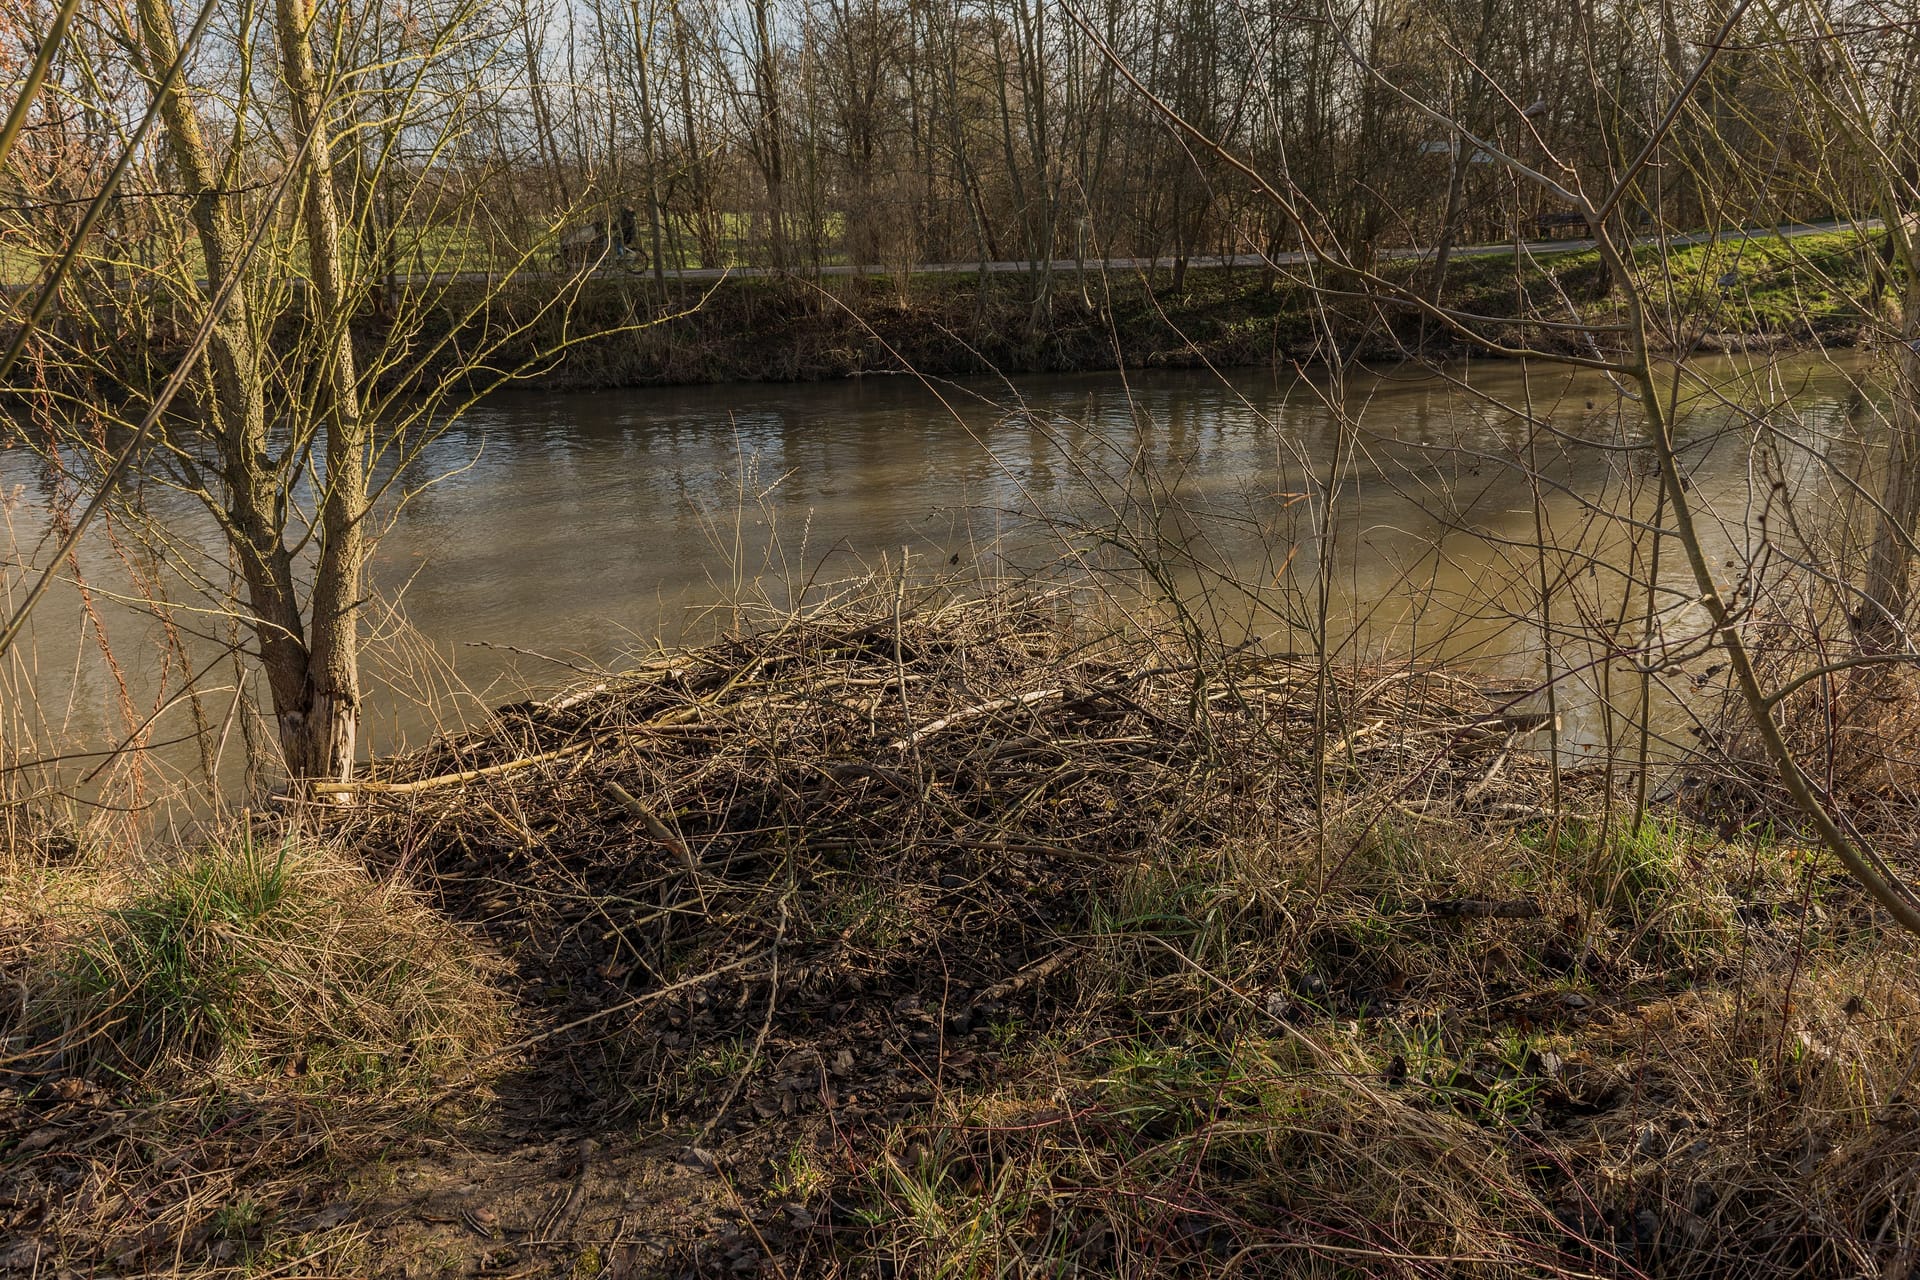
[1861,273,1920,644]
[625,0,669,295]
[750,0,788,270]
[132,0,334,784]
[276,0,368,782]
[1427,141,1472,308]
[519,1,572,209]
[671,6,720,270]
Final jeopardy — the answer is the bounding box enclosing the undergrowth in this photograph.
[4,590,1919,1277]
[860,814,1917,1278]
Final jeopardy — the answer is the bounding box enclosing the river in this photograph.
[0,351,1885,804]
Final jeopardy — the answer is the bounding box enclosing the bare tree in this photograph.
[4,0,665,787]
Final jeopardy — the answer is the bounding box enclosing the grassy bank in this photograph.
[4,588,1917,1277]
[17,232,1880,406]
[391,231,1883,390]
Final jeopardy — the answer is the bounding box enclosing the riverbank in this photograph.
[430,231,1880,390]
[11,233,1876,408]
[4,588,1917,1277]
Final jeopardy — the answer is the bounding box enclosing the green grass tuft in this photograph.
[25,832,502,1088]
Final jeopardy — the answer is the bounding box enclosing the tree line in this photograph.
[3,0,1910,302]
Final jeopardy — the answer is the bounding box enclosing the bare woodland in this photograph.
[1,0,1912,280]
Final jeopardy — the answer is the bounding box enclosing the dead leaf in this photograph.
[16,1128,59,1153]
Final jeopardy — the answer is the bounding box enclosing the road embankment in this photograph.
[1,232,1878,404]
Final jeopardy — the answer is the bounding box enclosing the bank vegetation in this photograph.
[8,586,1920,1277]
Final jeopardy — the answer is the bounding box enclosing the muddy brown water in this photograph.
[0,351,1887,802]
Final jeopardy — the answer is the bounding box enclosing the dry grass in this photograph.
[0,829,503,1275]
[5,831,503,1087]
[857,815,1918,1278]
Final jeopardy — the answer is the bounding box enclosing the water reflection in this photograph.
[0,352,1887,797]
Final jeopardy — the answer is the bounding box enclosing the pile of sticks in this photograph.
[315,586,1560,1120]
[329,590,1550,864]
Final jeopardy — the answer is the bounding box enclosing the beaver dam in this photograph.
[5,589,1919,1278]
